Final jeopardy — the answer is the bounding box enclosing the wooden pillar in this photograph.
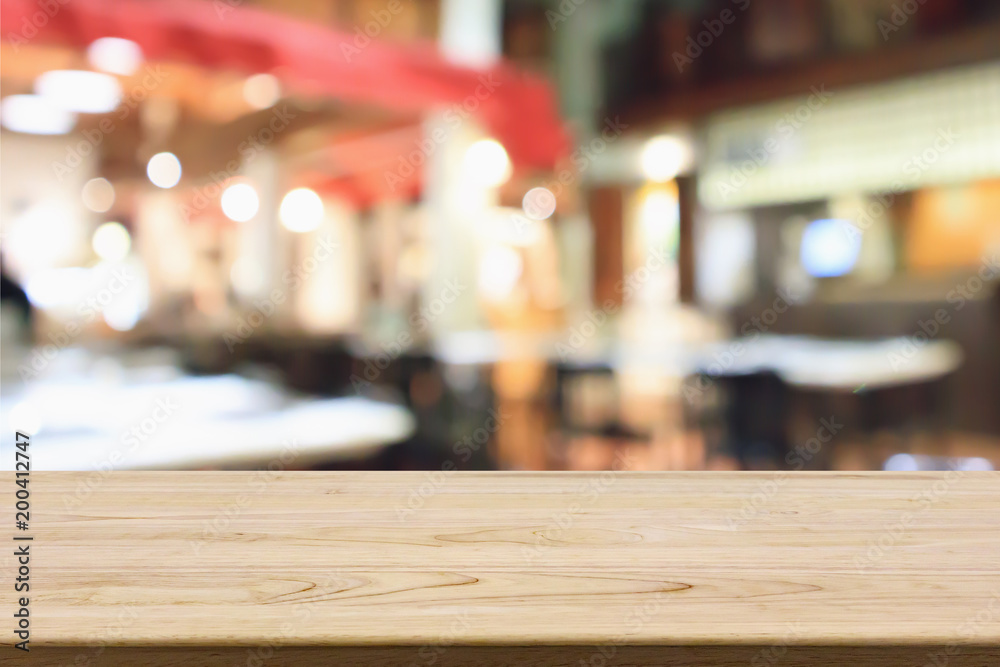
[677,174,696,304]
[588,185,624,308]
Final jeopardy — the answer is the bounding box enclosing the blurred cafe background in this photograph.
[1,0,999,474]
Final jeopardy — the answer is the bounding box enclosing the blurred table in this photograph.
[11,471,1000,665]
[690,335,963,391]
[4,396,414,471]
[1,349,414,470]
[435,331,964,389]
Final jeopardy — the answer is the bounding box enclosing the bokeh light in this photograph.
[87,37,144,76]
[522,187,556,221]
[221,183,260,222]
[92,222,132,261]
[280,188,324,232]
[82,178,116,213]
[0,95,75,135]
[243,74,282,109]
[147,153,182,189]
[36,70,123,114]
[463,139,512,188]
[641,135,689,183]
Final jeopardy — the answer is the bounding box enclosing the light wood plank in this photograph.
[2,472,999,664]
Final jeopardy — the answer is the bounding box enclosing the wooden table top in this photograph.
[4,471,1000,663]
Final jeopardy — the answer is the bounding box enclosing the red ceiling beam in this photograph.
[2,0,570,171]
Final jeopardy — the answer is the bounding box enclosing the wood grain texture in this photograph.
[2,472,999,665]
[9,645,1000,667]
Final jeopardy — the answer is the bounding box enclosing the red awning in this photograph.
[2,0,570,171]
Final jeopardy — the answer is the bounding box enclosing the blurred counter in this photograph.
[1,347,414,471]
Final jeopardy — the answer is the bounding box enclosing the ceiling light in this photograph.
[87,37,144,76]
[82,177,116,212]
[92,222,131,261]
[146,152,182,189]
[463,139,512,188]
[641,135,690,183]
[0,95,76,135]
[221,183,260,222]
[35,70,123,114]
[243,74,281,110]
[279,188,324,233]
